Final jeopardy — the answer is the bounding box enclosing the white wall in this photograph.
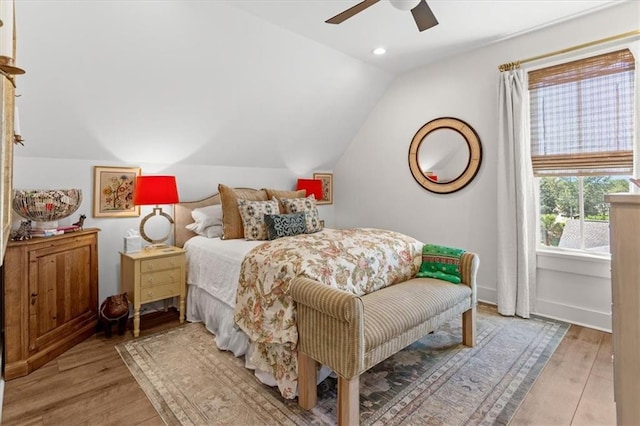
[334,1,640,331]
[15,1,392,172]
[12,0,364,305]
[13,157,335,303]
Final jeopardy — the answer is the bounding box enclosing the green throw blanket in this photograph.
[416,244,465,284]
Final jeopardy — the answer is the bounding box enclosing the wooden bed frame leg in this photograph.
[337,375,359,426]
[297,351,317,410]
[462,305,476,347]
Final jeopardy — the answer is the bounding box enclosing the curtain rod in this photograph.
[498,29,640,71]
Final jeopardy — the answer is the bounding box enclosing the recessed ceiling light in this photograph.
[372,47,386,55]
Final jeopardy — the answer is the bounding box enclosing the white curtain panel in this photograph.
[497,69,537,318]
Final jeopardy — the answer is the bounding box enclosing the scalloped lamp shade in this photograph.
[296,178,323,200]
[133,176,179,206]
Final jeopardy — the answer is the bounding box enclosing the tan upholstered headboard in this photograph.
[174,193,222,248]
[174,187,262,248]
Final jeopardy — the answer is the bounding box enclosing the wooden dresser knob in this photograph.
[31,292,38,305]
[148,291,153,297]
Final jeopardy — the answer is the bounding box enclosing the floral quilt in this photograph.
[233,227,423,398]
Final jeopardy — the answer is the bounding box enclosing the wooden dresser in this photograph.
[2,228,99,380]
[605,193,640,425]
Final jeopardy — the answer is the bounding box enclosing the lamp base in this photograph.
[139,207,174,245]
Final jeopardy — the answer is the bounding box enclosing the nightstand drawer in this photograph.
[141,268,181,288]
[141,256,183,273]
[140,282,181,303]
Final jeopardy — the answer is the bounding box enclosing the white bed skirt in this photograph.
[186,284,334,392]
[186,285,250,357]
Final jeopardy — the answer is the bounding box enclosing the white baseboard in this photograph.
[476,287,611,332]
[535,298,611,332]
[477,286,497,304]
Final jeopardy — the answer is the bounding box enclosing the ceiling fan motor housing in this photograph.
[389,0,422,11]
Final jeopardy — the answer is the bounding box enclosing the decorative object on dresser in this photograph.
[12,188,82,231]
[2,228,100,380]
[133,175,180,244]
[120,245,186,337]
[92,165,141,218]
[604,193,640,425]
[98,293,130,338]
[10,219,31,241]
[72,213,86,228]
[312,172,333,205]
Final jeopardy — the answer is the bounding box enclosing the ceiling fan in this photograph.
[326,0,439,32]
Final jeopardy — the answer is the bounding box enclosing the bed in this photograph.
[174,186,424,399]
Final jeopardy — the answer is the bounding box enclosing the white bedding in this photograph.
[184,236,264,307]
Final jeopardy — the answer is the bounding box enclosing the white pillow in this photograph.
[203,225,223,239]
[186,205,223,234]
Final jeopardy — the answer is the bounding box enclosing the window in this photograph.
[529,49,636,254]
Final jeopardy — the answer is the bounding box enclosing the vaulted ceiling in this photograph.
[233,0,623,74]
[13,0,625,172]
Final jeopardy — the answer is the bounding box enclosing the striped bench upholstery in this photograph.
[291,251,479,426]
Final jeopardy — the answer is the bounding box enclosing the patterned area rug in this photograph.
[116,305,569,425]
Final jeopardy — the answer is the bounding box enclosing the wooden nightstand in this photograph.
[120,246,186,337]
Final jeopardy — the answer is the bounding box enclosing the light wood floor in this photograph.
[2,311,615,425]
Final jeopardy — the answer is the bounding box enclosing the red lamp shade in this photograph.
[296,178,323,200]
[133,176,179,205]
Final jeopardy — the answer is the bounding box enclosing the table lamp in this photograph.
[296,178,323,200]
[133,175,179,245]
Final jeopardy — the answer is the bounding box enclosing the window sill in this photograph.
[536,248,610,279]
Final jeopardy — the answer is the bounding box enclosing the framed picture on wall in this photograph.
[313,172,333,205]
[93,166,141,218]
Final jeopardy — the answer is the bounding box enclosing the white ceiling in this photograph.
[231,0,626,74]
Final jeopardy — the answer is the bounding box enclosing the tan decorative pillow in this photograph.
[281,194,323,233]
[218,184,268,240]
[264,188,306,213]
[237,199,279,240]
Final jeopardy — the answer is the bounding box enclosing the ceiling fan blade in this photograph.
[326,0,380,24]
[411,0,438,32]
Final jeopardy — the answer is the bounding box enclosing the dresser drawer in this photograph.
[140,268,181,288]
[140,255,183,273]
[140,282,181,303]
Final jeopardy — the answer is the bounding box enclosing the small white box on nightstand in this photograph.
[124,236,142,253]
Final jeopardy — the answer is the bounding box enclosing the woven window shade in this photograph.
[528,49,635,176]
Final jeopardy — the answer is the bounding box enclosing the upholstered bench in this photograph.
[291,251,479,426]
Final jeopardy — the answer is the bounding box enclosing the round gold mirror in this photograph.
[408,117,482,194]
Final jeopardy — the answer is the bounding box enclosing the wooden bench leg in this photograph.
[338,375,359,426]
[297,351,318,410]
[462,305,476,347]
